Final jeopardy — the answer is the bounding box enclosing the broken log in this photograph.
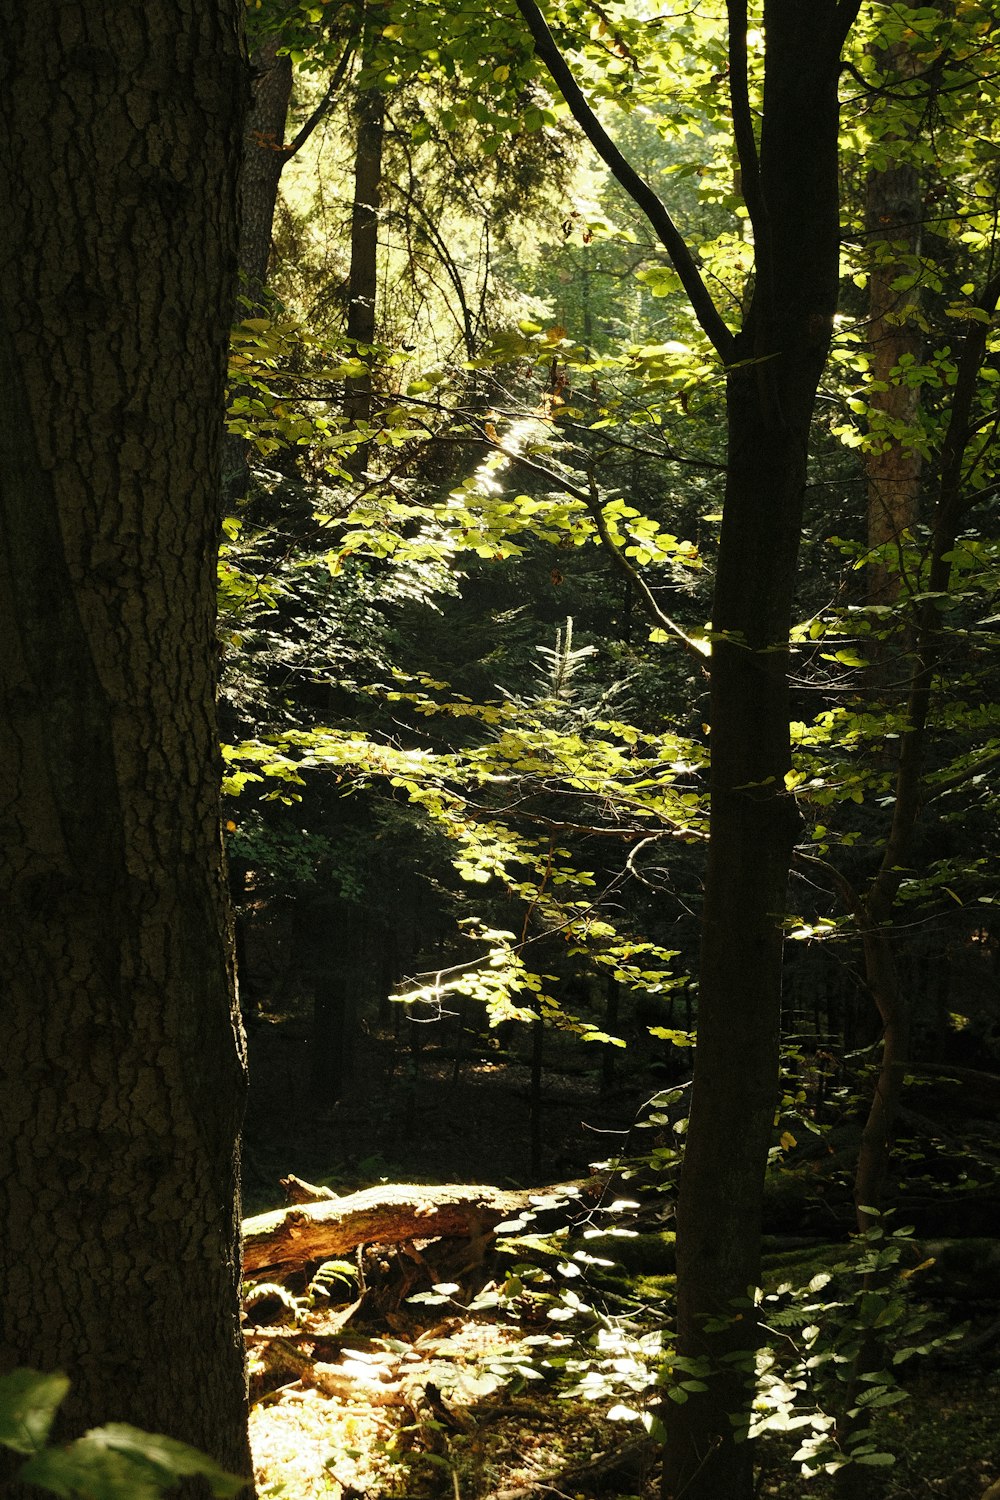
[242,1181,591,1275]
[280,1173,339,1204]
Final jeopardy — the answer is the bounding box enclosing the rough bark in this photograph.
[239,34,294,311]
[243,1182,590,1275]
[662,6,859,1497]
[0,3,251,1483]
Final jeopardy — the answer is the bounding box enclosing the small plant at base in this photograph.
[752,1218,955,1479]
[0,1369,244,1500]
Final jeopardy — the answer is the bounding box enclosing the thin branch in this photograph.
[957,478,1000,516]
[397,425,713,662]
[463,430,712,662]
[512,0,736,362]
[923,745,1000,802]
[794,849,866,922]
[725,0,768,254]
[582,470,711,666]
[284,43,354,159]
[384,125,478,355]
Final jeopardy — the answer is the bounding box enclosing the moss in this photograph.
[761,1240,848,1286]
[567,1231,676,1275]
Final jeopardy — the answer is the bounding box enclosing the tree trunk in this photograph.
[849,37,927,1232]
[343,81,385,476]
[662,6,857,1496]
[849,269,1000,1227]
[306,900,358,1110]
[864,41,924,617]
[240,34,294,311]
[0,5,252,1484]
[223,32,294,510]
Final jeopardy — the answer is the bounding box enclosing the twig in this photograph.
[583,471,711,666]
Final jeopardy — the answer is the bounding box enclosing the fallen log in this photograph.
[242,1181,592,1275]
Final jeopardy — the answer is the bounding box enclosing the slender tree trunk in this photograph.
[663,6,857,1496]
[529,1002,545,1182]
[0,4,252,1483]
[864,41,924,618]
[601,976,620,1094]
[850,270,1000,1227]
[849,33,926,1235]
[240,35,294,310]
[305,900,358,1109]
[223,33,293,509]
[344,81,385,477]
[833,272,1000,1495]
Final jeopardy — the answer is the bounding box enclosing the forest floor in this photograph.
[242,1018,1000,1500]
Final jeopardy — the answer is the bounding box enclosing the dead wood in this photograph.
[281,1173,339,1204]
[242,1180,592,1275]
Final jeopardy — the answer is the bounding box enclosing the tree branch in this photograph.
[582,471,711,665]
[432,428,712,662]
[512,0,736,362]
[284,43,354,159]
[725,0,768,257]
[923,744,1000,802]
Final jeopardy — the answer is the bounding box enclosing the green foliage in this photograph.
[223,6,1000,1483]
[752,1220,954,1477]
[224,656,703,1026]
[0,1370,242,1500]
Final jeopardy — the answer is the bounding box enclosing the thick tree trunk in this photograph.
[662,6,857,1496]
[0,4,251,1484]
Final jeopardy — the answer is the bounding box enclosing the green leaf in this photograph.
[0,1370,70,1456]
[20,1425,244,1500]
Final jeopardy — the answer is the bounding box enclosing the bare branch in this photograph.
[284,44,354,159]
[725,0,769,259]
[512,0,736,362]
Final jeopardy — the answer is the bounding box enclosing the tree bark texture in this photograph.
[0,3,252,1482]
[663,6,859,1497]
[239,34,294,311]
